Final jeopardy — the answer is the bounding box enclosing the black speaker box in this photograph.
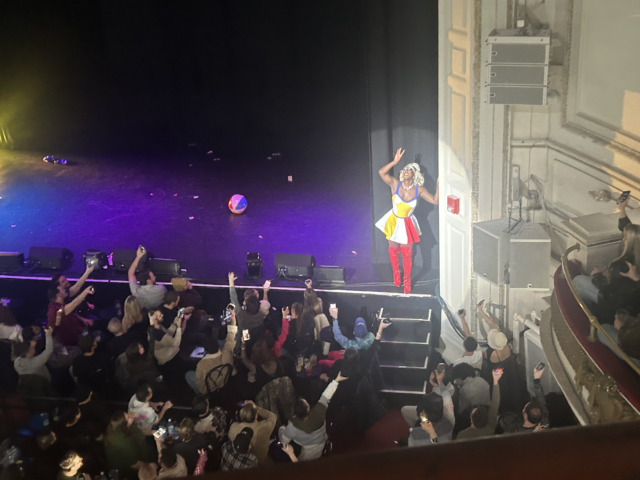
[0,252,24,273]
[314,266,346,286]
[274,253,316,278]
[28,247,73,270]
[149,258,181,277]
[112,249,148,272]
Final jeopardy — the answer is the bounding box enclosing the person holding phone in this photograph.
[477,302,521,413]
[128,383,173,435]
[404,375,454,446]
[149,308,185,370]
[329,306,375,351]
[303,287,331,355]
[452,308,482,369]
[279,372,348,460]
[228,272,270,336]
[376,148,439,294]
[498,366,548,434]
[13,325,55,382]
[128,245,167,310]
[186,305,237,394]
[457,369,503,440]
[572,193,640,309]
[159,290,193,329]
[46,285,95,347]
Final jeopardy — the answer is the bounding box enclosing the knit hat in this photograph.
[353,317,368,339]
[171,277,187,292]
[234,427,254,453]
[487,329,508,350]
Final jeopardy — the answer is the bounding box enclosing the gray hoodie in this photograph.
[14,333,54,381]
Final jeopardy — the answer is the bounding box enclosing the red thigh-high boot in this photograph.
[400,245,413,294]
[388,246,402,287]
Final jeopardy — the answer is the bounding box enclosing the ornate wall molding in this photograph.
[561,0,640,159]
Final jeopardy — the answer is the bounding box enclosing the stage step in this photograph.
[378,309,431,398]
[378,357,428,369]
[380,369,428,394]
[379,318,430,345]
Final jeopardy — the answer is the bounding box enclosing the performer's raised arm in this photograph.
[378,148,404,188]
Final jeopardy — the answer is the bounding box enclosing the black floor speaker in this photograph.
[314,266,346,286]
[274,253,316,278]
[28,247,73,270]
[149,258,182,277]
[0,253,24,273]
[112,249,148,272]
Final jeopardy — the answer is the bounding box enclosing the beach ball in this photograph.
[229,194,247,214]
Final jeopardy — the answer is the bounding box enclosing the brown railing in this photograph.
[561,243,640,376]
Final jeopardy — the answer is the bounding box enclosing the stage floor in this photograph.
[0,149,437,294]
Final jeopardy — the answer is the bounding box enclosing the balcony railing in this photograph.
[561,243,640,376]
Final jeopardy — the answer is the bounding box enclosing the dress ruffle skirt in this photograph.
[375,211,421,245]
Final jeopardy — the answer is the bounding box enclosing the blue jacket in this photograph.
[332,319,375,350]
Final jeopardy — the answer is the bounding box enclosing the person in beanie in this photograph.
[329,307,375,351]
[171,278,203,309]
[220,427,258,471]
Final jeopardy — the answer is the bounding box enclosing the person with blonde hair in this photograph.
[58,451,90,480]
[376,148,439,294]
[122,296,143,333]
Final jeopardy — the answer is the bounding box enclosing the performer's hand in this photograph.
[392,148,405,165]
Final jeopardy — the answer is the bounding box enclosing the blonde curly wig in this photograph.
[399,163,425,187]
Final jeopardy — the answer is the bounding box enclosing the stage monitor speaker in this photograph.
[0,252,24,273]
[473,220,551,287]
[274,253,316,278]
[149,258,181,277]
[314,266,346,286]
[509,223,551,288]
[112,249,148,272]
[473,219,510,285]
[28,247,73,271]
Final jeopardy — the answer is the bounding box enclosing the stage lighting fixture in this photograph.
[83,249,109,271]
[246,252,263,278]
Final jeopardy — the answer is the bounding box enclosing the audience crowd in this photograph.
[571,197,640,365]
[0,245,577,479]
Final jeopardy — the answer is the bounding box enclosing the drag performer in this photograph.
[376,148,439,294]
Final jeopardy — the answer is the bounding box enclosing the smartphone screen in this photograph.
[457,308,465,315]
[153,428,166,439]
[535,362,545,371]
[242,330,250,341]
[619,190,631,203]
[493,368,504,374]
[330,303,336,309]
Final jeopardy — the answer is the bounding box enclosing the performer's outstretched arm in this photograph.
[378,148,404,188]
[419,178,439,205]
